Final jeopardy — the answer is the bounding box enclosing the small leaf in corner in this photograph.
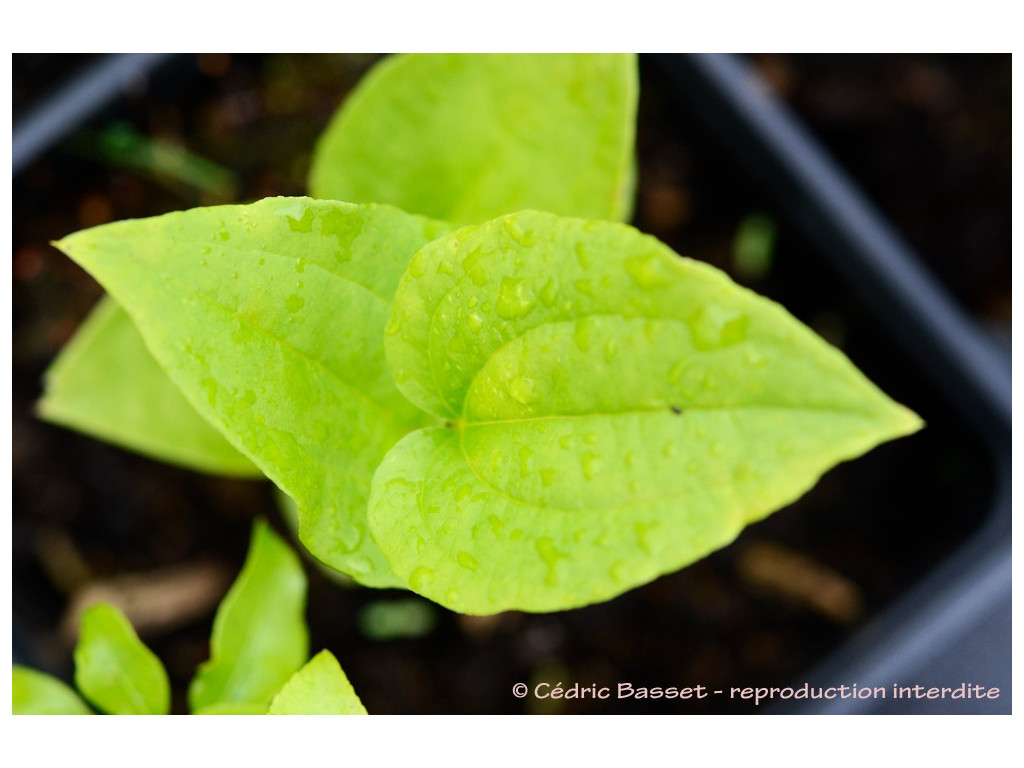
[73,603,170,715]
[268,650,368,715]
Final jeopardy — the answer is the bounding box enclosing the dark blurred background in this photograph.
[12,54,1011,713]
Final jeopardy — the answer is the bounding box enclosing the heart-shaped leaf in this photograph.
[372,211,923,613]
[310,53,638,226]
[42,53,637,486]
[54,197,447,587]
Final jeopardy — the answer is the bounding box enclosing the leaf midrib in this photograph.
[177,234,396,307]
[458,402,883,429]
[155,269,418,435]
[428,308,871,426]
[450,406,876,515]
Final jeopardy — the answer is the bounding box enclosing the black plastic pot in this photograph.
[12,53,1010,714]
[647,54,1010,714]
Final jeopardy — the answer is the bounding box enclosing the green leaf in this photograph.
[372,211,923,614]
[310,53,637,226]
[268,650,367,715]
[12,666,92,714]
[54,197,447,586]
[192,701,269,715]
[73,603,170,714]
[358,598,437,641]
[38,295,261,477]
[188,520,308,712]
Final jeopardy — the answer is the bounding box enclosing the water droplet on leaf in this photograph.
[495,277,536,319]
[624,253,672,288]
[509,375,539,405]
[688,304,749,351]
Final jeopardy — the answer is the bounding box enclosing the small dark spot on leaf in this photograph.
[670,405,682,415]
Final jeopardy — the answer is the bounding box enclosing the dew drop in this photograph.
[408,256,428,278]
[286,207,315,233]
[337,522,365,553]
[610,561,629,585]
[200,378,218,407]
[635,522,657,555]
[573,318,594,353]
[345,556,372,576]
[688,304,749,351]
[385,314,402,336]
[519,446,535,476]
[540,468,556,487]
[536,537,567,586]
[409,566,435,591]
[503,217,529,245]
[575,241,591,269]
[509,375,540,405]
[744,346,769,367]
[733,462,754,484]
[604,338,618,362]
[624,253,672,288]
[491,450,505,473]
[539,277,558,308]
[457,552,479,572]
[285,294,305,313]
[574,278,594,296]
[467,312,485,332]
[582,451,602,480]
[495,277,536,319]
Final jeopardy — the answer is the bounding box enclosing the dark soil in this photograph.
[12,53,1009,714]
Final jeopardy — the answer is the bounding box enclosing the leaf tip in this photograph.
[892,402,926,438]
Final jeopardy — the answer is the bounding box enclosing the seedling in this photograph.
[13,521,366,715]
[38,54,921,616]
